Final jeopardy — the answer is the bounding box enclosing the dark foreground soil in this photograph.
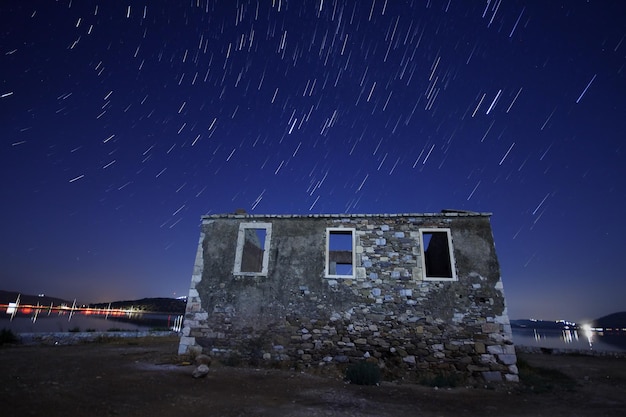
[1,336,626,417]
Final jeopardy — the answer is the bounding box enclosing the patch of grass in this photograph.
[517,358,577,393]
[0,328,18,345]
[345,361,381,386]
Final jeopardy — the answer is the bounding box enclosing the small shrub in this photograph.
[0,328,18,345]
[68,326,81,333]
[86,328,96,332]
[223,354,242,367]
[345,361,381,386]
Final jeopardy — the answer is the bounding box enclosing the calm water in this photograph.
[1,311,183,333]
[513,328,626,353]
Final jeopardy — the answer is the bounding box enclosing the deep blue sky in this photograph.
[1,1,624,322]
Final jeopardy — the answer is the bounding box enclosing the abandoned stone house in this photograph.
[178,211,518,383]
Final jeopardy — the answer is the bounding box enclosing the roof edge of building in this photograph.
[201,210,492,220]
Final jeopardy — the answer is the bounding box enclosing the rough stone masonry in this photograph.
[179,211,518,383]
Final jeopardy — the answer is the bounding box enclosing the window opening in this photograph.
[420,229,456,280]
[235,222,271,275]
[241,228,266,272]
[326,228,355,278]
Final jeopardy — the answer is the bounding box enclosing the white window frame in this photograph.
[234,222,272,276]
[419,228,457,281]
[325,227,356,279]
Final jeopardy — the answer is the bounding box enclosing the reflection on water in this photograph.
[513,327,626,353]
[581,324,594,348]
[2,299,184,334]
[1,310,183,333]
[530,329,588,346]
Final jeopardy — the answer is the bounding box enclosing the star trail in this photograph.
[1,0,625,322]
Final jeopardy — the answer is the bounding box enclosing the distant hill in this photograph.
[89,297,187,314]
[593,312,626,329]
[0,290,71,307]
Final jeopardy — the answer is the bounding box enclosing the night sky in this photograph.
[1,1,624,323]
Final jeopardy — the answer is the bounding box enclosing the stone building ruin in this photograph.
[179,211,518,383]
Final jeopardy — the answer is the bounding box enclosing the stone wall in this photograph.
[179,212,518,383]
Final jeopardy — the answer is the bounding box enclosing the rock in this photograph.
[505,374,520,382]
[487,345,503,354]
[195,354,212,366]
[192,364,210,378]
[334,355,349,363]
[497,354,517,365]
[482,371,502,382]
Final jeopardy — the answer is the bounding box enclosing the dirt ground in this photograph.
[1,336,625,417]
